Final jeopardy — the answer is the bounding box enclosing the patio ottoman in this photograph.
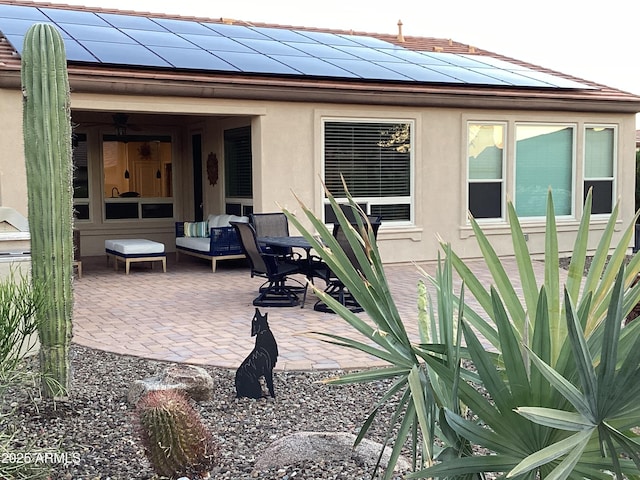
[105,239,166,275]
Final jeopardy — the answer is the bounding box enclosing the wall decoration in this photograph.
[206,152,219,186]
[138,142,152,159]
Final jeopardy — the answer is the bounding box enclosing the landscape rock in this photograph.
[253,431,411,473]
[127,364,214,405]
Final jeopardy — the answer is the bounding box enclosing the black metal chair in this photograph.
[249,212,293,257]
[313,215,382,313]
[231,221,306,308]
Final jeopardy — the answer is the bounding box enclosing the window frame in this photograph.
[100,133,175,222]
[466,121,507,222]
[513,122,577,220]
[321,117,415,226]
[583,124,617,216]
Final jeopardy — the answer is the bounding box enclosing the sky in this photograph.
[31,0,640,126]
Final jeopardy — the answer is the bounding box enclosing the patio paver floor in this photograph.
[72,253,555,371]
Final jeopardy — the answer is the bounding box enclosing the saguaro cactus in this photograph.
[137,390,218,478]
[21,24,74,398]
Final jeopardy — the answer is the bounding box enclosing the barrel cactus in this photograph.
[21,24,74,398]
[136,389,218,479]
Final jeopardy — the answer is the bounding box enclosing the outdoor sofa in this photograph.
[175,214,249,272]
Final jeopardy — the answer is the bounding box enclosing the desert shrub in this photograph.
[285,188,640,480]
[0,268,49,479]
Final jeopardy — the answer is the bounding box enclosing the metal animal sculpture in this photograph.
[235,308,278,399]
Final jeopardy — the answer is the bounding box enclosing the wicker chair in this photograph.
[231,221,306,307]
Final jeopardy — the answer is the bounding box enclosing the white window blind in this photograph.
[515,124,574,217]
[324,120,412,222]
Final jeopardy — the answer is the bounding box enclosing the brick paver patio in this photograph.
[72,253,553,371]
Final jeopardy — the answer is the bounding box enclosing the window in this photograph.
[515,124,574,217]
[102,134,173,220]
[224,126,253,214]
[467,123,505,219]
[323,119,412,223]
[584,126,615,214]
[72,133,89,220]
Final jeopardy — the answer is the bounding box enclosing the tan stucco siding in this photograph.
[0,89,27,217]
[1,86,637,262]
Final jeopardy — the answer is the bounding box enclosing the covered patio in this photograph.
[71,253,546,371]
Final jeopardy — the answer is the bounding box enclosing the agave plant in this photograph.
[286,185,640,480]
[284,186,478,478]
[410,190,640,479]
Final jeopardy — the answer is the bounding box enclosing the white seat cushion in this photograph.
[175,237,210,252]
[105,239,165,255]
[206,214,249,228]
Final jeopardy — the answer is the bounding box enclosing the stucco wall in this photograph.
[0,89,28,217]
[0,87,636,263]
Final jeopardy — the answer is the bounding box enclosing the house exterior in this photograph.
[1,0,639,263]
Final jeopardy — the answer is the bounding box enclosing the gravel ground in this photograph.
[2,344,407,480]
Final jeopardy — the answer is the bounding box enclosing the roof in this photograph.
[1,0,640,114]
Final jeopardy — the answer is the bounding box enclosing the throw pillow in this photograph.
[184,221,209,237]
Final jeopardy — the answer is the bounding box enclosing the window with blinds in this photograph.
[72,133,90,220]
[584,126,615,215]
[515,124,574,217]
[323,120,412,223]
[224,126,252,199]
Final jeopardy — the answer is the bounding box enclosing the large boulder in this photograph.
[254,431,411,472]
[127,364,213,405]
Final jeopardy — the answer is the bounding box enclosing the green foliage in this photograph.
[0,268,44,374]
[286,186,640,480]
[136,389,218,479]
[285,189,477,478]
[21,23,74,399]
[0,270,50,479]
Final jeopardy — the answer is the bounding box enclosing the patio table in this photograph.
[258,236,313,255]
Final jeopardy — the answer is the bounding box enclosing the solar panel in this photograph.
[150,46,239,71]
[122,28,195,48]
[0,4,49,21]
[61,39,98,62]
[79,40,171,67]
[0,17,69,37]
[333,45,403,62]
[152,18,216,35]
[269,55,359,78]
[374,62,464,83]
[203,23,270,40]
[470,67,554,87]
[283,42,357,60]
[0,3,595,89]
[97,13,167,32]
[428,65,511,85]
[325,58,412,80]
[40,8,109,27]
[250,27,314,43]
[211,51,300,74]
[295,30,362,47]
[182,34,253,53]
[58,23,136,43]
[234,38,307,56]
[382,48,453,66]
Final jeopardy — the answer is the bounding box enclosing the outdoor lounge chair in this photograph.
[231,221,307,308]
[312,215,382,313]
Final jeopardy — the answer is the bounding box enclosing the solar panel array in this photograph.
[0,3,591,89]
